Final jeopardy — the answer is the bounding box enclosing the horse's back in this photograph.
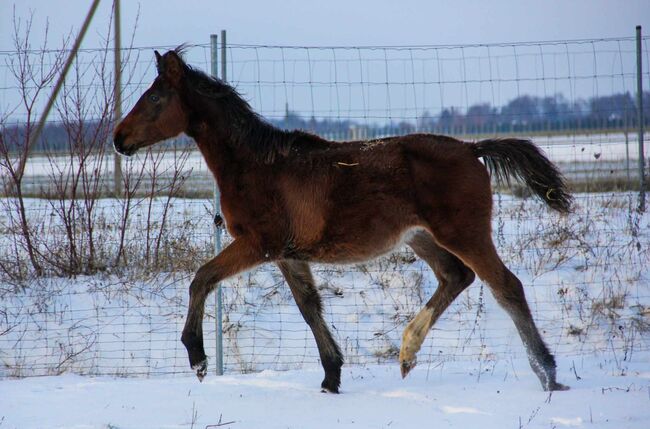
[276,133,492,263]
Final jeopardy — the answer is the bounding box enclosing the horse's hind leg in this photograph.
[433,226,568,391]
[491,265,569,391]
[399,231,476,377]
[277,260,344,393]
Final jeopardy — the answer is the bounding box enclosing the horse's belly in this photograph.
[308,225,427,264]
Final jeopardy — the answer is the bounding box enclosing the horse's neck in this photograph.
[191,126,236,185]
[185,92,288,185]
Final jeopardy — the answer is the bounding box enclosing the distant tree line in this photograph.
[3,91,650,152]
[272,91,650,137]
[416,92,650,135]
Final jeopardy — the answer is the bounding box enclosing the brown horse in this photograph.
[114,47,572,393]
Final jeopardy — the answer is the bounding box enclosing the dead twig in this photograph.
[205,414,236,428]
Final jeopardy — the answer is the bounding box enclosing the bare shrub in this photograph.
[0,10,69,277]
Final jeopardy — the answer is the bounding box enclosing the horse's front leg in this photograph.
[181,238,264,381]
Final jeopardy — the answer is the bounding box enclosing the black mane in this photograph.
[175,49,302,163]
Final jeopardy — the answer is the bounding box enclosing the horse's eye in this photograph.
[149,94,160,103]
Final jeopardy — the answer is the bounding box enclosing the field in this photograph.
[1,358,649,429]
[0,191,649,428]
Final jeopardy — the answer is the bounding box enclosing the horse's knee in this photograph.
[439,261,475,294]
[190,264,222,298]
[301,287,322,310]
[296,289,323,324]
[193,265,213,286]
[456,266,475,289]
[187,280,207,308]
[490,271,528,309]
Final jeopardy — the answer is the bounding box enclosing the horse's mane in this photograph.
[173,47,301,163]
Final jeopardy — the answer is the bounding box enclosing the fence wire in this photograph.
[0,37,649,378]
[0,194,648,377]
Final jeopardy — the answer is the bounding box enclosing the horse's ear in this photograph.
[159,51,184,86]
[154,51,163,74]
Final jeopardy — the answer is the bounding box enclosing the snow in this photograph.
[1,192,649,427]
[1,358,649,428]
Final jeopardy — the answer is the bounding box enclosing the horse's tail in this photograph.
[471,138,573,213]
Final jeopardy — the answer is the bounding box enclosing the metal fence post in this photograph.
[637,26,646,211]
[113,0,123,195]
[221,30,227,83]
[210,33,224,376]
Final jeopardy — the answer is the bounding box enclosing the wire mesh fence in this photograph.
[2,35,649,195]
[1,193,648,378]
[0,34,649,378]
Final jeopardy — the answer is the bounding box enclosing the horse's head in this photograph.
[113,50,189,156]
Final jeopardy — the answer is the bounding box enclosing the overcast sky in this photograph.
[1,0,649,50]
[1,1,649,124]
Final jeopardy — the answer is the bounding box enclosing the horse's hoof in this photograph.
[321,377,341,394]
[193,360,208,382]
[400,358,416,379]
[548,381,570,391]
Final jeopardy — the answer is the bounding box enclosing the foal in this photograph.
[114,48,572,393]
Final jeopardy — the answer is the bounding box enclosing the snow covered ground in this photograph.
[1,192,649,428]
[1,357,649,429]
[3,193,649,378]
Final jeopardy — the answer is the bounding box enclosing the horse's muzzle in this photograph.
[113,132,136,156]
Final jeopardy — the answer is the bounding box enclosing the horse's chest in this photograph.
[219,198,253,238]
[218,184,274,238]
